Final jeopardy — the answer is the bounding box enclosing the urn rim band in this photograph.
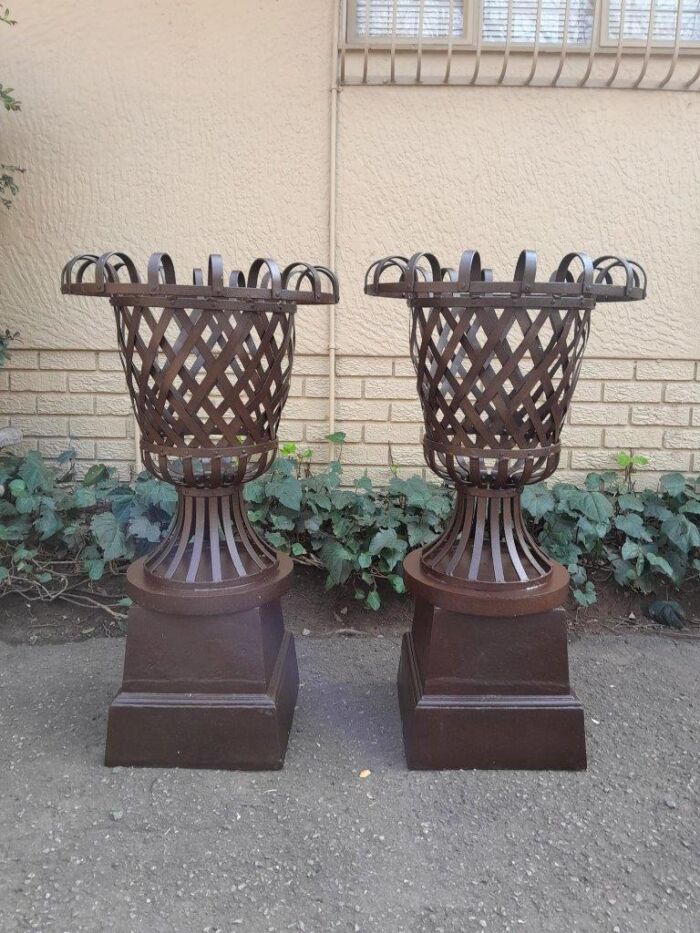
[364,249,646,308]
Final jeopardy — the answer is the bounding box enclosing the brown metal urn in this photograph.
[62,250,338,769]
[365,249,646,769]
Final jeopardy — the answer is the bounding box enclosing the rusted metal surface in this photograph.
[367,247,645,769]
[62,251,338,769]
[62,251,338,601]
[366,248,645,604]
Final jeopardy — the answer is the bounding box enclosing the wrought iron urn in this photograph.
[62,250,338,769]
[366,249,646,770]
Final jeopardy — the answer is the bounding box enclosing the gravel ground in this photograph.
[0,634,698,933]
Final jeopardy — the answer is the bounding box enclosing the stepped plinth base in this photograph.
[399,556,587,770]
[105,595,298,770]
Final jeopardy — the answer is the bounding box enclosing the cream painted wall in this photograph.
[336,86,700,360]
[0,0,334,354]
[1,1,698,481]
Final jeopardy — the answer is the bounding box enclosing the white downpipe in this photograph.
[328,0,341,454]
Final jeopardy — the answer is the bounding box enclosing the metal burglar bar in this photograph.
[341,0,700,88]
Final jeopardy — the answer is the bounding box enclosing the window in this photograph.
[351,0,700,46]
[354,1,465,39]
[606,0,700,44]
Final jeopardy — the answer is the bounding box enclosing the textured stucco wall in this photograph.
[0,0,333,352]
[1,1,698,483]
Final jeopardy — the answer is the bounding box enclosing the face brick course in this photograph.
[2,352,698,485]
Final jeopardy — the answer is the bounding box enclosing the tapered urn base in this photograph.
[105,585,298,770]
[398,558,587,770]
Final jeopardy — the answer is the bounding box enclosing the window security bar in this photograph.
[339,0,700,89]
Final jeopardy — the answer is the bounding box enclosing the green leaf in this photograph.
[275,475,303,511]
[321,539,352,585]
[325,432,346,445]
[578,491,614,524]
[8,477,26,498]
[128,515,163,543]
[0,566,9,582]
[614,513,651,541]
[85,558,105,581]
[621,539,641,561]
[521,484,556,520]
[644,551,675,579]
[91,511,128,561]
[290,542,306,556]
[618,493,644,512]
[368,527,398,555]
[82,463,110,486]
[661,514,700,553]
[35,509,62,540]
[56,448,77,464]
[118,596,133,607]
[264,531,286,548]
[388,573,405,594]
[18,451,53,494]
[357,551,372,569]
[647,599,685,629]
[572,581,596,607]
[366,589,381,611]
[15,494,39,515]
[659,473,686,497]
[74,486,98,508]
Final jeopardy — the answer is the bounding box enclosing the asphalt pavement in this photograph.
[0,633,697,933]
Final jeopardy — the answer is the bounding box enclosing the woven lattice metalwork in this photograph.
[62,251,338,592]
[366,248,646,591]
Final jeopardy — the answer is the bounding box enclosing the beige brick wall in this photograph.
[1,350,698,486]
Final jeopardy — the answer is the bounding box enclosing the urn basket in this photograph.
[366,249,646,769]
[62,250,338,769]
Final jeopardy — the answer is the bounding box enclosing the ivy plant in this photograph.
[0,439,698,619]
[522,468,700,611]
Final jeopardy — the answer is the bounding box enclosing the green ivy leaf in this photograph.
[661,514,700,553]
[82,463,110,487]
[618,493,644,512]
[321,539,352,585]
[368,527,398,555]
[647,599,685,629]
[572,581,597,607]
[19,451,53,494]
[366,589,381,611]
[614,513,651,541]
[521,484,556,520]
[75,486,98,508]
[290,542,306,556]
[35,509,62,540]
[85,558,105,581]
[91,512,128,561]
[388,573,405,594]
[644,551,675,579]
[621,539,640,561]
[325,431,346,445]
[8,478,26,498]
[659,473,686,497]
[578,491,614,524]
[128,515,163,543]
[274,475,303,512]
